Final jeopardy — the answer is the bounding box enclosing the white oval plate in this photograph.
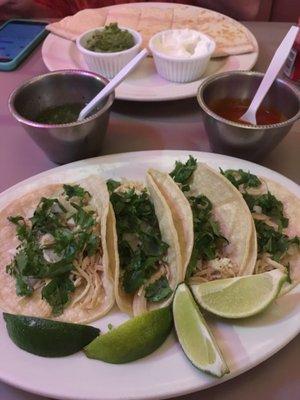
[41,3,258,102]
[0,150,299,400]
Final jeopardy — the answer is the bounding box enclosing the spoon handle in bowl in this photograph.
[243,26,299,121]
[78,48,148,121]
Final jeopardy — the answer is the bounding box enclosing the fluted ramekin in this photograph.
[76,27,142,79]
[149,30,215,83]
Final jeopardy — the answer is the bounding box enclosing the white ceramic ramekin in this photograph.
[76,27,142,79]
[149,30,215,83]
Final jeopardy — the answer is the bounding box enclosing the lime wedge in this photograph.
[190,270,287,319]
[84,307,172,363]
[3,313,100,357]
[173,283,229,377]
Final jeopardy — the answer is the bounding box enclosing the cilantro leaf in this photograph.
[7,186,100,316]
[122,249,159,293]
[170,156,197,185]
[255,220,299,262]
[145,276,173,302]
[71,202,95,229]
[38,261,74,279]
[220,169,261,189]
[140,232,169,257]
[63,184,89,200]
[110,187,168,295]
[30,197,66,232]
[8,216,29,241]
[41,275,75,316]
[185,195,228,280]
[106,179,121,194]
[250,192,288,229]
[285,263,292,284]
[15,274,33,296]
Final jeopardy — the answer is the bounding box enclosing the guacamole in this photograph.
[85,23,135,53]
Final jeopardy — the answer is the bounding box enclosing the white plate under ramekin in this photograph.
[149,29,215,83]
[76,27,142,79]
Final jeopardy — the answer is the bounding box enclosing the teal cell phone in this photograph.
[0,19,48,71]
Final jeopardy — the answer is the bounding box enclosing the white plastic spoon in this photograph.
[240,25,299,125]
[78,48,148,121]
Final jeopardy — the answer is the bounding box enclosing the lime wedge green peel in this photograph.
[173,283,229,378]
[190,270,287,319]
[3,313,100,357]
[84,306,173,364]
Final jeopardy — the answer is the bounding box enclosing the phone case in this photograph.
[0,19,48,71]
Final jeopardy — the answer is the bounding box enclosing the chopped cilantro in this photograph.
[30,197,66,233]
[41,275,75,316]
[220,169,261,189]
[145,276,172,302]
[15,274,33,297]
[106,179,121,194]
[108,323,113,330]
[109,183,169,296]
[7,216,29,241]
[221,169,289,228]
[71,202,95,229]
[255,220,299,262]
[170,156,197,186]
[169,158,229,281]
[285,263,292,284]
[185,195,228,280]
[63,184,90,201]
[244,191,288,229]
[6,184,100,316]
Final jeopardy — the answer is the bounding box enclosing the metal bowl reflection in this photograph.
[197,71,300,161]
[9,70,114,164]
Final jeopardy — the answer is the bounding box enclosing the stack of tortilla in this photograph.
[46,4,256,58]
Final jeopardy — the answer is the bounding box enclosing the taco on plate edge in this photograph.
[0,175,114,323]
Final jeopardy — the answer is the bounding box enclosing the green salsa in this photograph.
[35,103,84,124]
[86,23,135,53]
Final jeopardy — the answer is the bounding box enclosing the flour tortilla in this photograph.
[47,8,108,41]
[148,162,256,280]
[108,177,182,316]
[172,6,200,30]
[137,7,173,49]
[0,175,115,323]
[46,4,255,58]
[105,6,141,30]
[196,15,255,57]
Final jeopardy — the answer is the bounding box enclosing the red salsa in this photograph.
[207,98,287,126]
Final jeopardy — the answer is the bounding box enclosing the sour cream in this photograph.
[152,29,214,59]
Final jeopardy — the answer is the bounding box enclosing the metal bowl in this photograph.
[9,70,114,164]
[197,71,300,161]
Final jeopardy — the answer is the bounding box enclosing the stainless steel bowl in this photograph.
[9,70,114,164]
[197,71,300,161]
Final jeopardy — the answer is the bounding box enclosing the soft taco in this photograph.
[148,156,257,283]
[106,175,182,317]
[0,175,114,323]
[220,169,300,292]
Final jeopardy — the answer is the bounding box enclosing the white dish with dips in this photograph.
[149,29,215,83]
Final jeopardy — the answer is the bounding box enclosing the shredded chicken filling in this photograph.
[190,257,238,283]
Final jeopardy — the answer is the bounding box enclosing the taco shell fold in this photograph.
[109,175,182,316]
[148,162,257,280]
